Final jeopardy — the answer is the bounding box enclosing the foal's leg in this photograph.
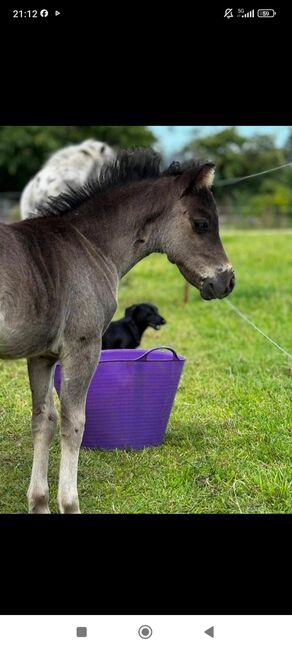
[57,343,100,514]
[27,356,58,514]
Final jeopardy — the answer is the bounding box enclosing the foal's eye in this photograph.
[193,221,209,234]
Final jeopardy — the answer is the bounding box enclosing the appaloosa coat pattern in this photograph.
[20,139,115,219]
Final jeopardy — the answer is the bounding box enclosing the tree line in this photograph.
[0,126,156,192]
[180,127,292,218]
[1,125,292,219]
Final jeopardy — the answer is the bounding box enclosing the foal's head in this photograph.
[165,161,235,300]
[37,148,234,300]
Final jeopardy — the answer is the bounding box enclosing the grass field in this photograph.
[0,229,291,513]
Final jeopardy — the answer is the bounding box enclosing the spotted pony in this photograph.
[20,139,116,220]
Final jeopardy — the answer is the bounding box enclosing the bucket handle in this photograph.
[135,346,180,361]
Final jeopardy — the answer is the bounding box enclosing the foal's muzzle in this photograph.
[200,268,235,300]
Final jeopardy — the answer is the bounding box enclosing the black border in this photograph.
[0,514,291,614]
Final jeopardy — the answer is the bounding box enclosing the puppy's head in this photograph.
[125,303,166,330]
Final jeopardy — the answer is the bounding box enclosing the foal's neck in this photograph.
[74,178,172,278]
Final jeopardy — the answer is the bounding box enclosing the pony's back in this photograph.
[20,139,116,219]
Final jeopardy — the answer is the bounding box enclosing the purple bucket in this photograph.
[54,347,185,450]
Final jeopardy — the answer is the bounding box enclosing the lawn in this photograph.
[0,229,291,513]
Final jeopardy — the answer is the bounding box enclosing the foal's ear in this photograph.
[176,163,215,197]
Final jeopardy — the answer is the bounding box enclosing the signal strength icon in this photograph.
[242,9,255,17]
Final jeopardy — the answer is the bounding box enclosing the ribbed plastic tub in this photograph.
[54,346,185,450]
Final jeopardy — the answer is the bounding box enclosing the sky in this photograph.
[148,126,292,158]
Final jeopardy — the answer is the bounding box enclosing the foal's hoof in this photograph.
[28,493,50,514]
[29,506,51,514]
[58,498,81,514]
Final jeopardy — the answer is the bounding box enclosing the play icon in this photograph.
[55,10,60,15]
[204,626,214,638]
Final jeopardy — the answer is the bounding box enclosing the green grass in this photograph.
[0,229,292,513]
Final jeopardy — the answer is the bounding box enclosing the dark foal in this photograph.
[102,303,166,349]
[0,149,235,513]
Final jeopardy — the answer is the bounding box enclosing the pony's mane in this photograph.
[36,148,203,217]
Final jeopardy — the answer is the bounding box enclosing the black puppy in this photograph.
[102,303,166,349]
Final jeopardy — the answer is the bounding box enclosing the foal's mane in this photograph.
[36,148,202,218]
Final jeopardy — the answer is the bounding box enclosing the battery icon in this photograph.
[257,9,276,17]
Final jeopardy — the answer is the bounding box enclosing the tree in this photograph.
[0,125,157,192]
[283,127,292,160]
[180,127,292,217]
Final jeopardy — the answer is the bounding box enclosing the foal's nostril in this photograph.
[202,279,216,298]
[229,275,235,291]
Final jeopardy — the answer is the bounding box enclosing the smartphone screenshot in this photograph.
[0,5,291,647]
